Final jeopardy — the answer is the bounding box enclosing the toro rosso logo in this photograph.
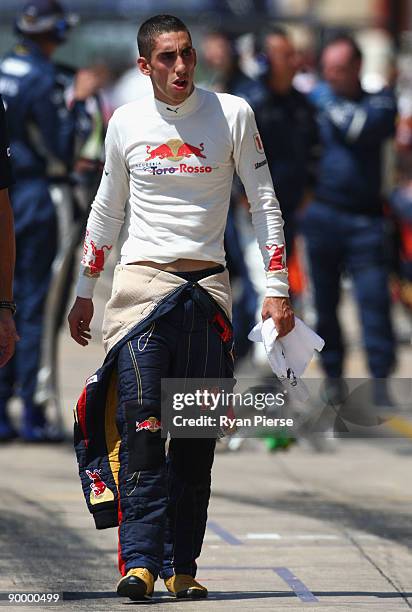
[136,416,161,433]
[146,138,206,161]
[143,139,215,175]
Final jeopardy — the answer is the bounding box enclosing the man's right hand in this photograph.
[68,297,94,346]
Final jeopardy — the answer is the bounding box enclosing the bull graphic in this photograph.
[87,240,112,276]
[266,244,286,272]
[145,143,174,161]
[86,469,107,498]
[176,142,206,159]
[145,140,206,162]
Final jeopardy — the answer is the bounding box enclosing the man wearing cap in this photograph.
[0,0,98,442]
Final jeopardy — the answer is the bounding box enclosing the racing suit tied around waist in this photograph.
[102,263,232,354]
[74,264,234,531]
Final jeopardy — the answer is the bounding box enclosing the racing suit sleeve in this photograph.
[319,87,396,147]
[232,99,289,297]
[76,114,130,298]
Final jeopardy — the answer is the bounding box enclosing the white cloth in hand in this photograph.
[248,317,324,379]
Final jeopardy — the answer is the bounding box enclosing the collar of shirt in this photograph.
[154,87,200,119]
[15,38,48,61]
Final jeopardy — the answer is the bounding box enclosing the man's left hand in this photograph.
[262,296,295,338]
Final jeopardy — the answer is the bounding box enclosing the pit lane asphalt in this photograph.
[1,261,412,611]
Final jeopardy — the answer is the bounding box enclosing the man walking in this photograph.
[69,14,293,601]
[302,35,396,387]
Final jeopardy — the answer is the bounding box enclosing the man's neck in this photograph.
[268,74,292,95]
[153,86,199,119]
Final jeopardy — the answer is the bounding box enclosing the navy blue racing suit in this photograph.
[0,39,91,428]
[74,272,234,579]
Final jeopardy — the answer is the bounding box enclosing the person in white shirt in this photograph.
[68,14,294,602]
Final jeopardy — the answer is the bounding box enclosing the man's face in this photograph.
[265,34,297,86]
[138,30,197,105]
[202,34,233,74]
[322,42,361,97]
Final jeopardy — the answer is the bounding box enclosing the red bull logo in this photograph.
[145,143,174,161]
[86,469,107,498]
[176,142,206,159]
[266,244,286,272]
[84,240,112,276]
[136,416,161,433]
[145,138,206,162]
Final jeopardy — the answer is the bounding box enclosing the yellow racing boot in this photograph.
[117,567,154,600]
[164,574,208,599]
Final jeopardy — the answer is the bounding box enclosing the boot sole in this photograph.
[117,578,152,601]
[175,589,208,599]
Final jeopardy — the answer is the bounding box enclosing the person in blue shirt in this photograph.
[0,0,96,441]
[301,34,396,389]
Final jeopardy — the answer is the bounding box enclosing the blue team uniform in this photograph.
[0,39,90,438]
[301,82,396,378]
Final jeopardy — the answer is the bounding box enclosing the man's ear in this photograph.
[137,56,151,76]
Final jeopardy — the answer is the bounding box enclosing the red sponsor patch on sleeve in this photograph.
[266,244,286,271]
[254,132,265,154]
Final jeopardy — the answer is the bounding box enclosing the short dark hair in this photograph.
[255,24,288,55]
[137,14,191,59]
[323,33,362,62]
[264,25,288,40]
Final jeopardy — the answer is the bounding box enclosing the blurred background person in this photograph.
[236,25,318,383]
[201,29,264,106]
[254,25,319,266]
[301,35,397,401]
[0,94,18,385]
[0,0,98,442]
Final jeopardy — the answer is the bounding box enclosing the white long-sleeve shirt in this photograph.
[76,86,289,298]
